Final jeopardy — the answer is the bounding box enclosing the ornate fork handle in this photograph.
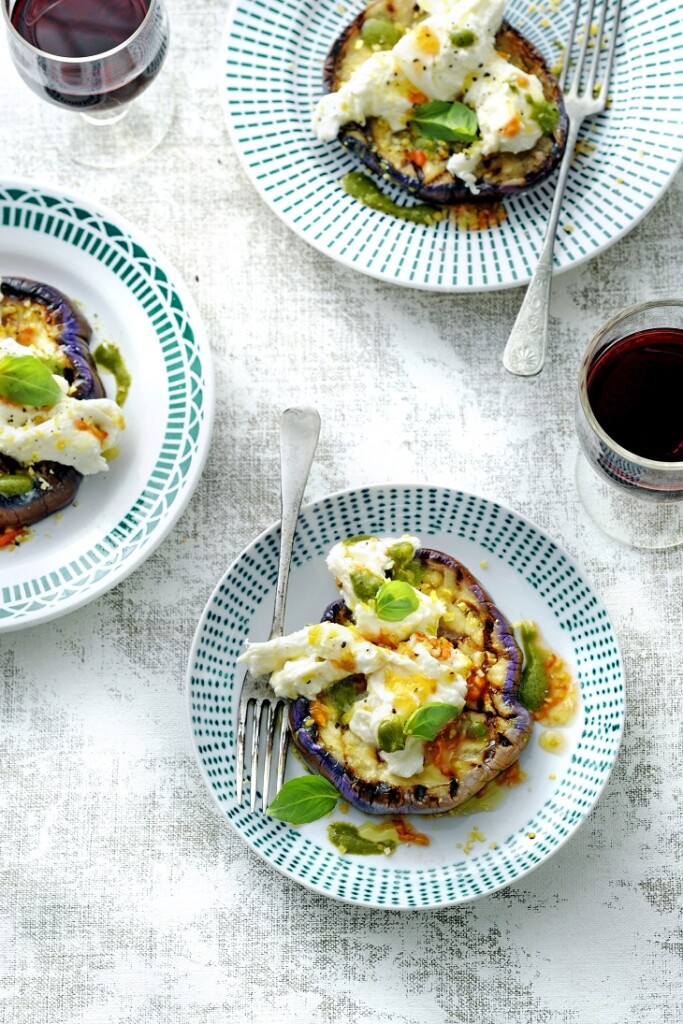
[503,0,622,376]
[503,120,580,376]
[271,406,321,639]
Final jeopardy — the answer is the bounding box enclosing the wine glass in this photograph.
[575,299,683,550]
[2,0,173,168]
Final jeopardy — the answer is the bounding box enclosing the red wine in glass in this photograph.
[6,0,169,113]
[586,327,683,464]
[12,0,150,57]
[576,301,683,549]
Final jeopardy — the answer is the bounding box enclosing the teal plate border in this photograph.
[0,180,214,631]
[188,485,624,909]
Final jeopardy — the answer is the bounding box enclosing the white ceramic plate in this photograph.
[221,0,683,291]
[0,180,213,632]
[188,485,624,908]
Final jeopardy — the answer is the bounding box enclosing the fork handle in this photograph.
[269,406,321,640]
[502,119,581,376]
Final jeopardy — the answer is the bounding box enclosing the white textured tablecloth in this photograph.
[1,3,682,1020]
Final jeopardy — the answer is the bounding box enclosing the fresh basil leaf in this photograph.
[375,580,419,622]
[266,774,339,825]
[0,354,62,408]
[409,100,478,143]
[404,702,462,740]
[377,716,406,752]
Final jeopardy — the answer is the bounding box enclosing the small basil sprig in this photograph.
[404,702,462,741]
[409,100,478,143]
[266,775,339,825]
[375,580,419,622]
[0,353,62,408]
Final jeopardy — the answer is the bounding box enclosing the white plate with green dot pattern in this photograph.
[0,179,213,632]
[221,0,683,291]
[188,485,624,908]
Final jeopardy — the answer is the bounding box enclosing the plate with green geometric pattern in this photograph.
[0,180,213,632]
[221,0,683,291]
[188,485,624,908]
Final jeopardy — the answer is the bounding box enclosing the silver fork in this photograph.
[235,406,321,812]
[502,0,623,376]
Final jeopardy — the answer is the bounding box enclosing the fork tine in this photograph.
[261,701,278,812]
[585,0,610,92]
[566,0,598,95]
[559,0,583,92]
[235,694,250,804]
[599,0,623,98]
[275,704,290,794]
[249,699,265,812]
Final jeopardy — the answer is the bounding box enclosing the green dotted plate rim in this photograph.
[188,484,625,909]
[0,178,215,632]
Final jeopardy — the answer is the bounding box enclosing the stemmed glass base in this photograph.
[576,451,683,550]
[63,75,174,169]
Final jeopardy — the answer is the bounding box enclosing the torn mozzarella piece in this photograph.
[0,338,124,475]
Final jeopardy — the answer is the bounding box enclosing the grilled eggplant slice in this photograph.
[289,548,532,815]
[0,454,82,531]
[324,0,568,204]
[1,278,104,400]
[0,278,105,531]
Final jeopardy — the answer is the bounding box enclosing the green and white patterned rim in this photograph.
[221,0,683,292]
[188,485,624,909]
[0,180,213,632]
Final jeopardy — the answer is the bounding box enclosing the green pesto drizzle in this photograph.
[93,343,132,406]
[341,173,445,225]
[327,821,399,855]
[0,473,33,496]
